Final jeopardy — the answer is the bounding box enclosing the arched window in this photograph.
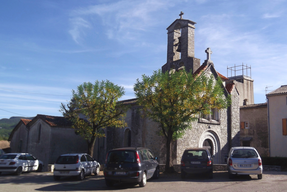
[37,124,41,143]
[124,128,131,147]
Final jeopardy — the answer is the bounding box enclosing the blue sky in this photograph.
[0,0,286,119]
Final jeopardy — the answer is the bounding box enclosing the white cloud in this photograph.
[69,17,91,44]
[69,0,172,43]
[262,13,281,19]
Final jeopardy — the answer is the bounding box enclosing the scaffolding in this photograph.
[227,64,251,78]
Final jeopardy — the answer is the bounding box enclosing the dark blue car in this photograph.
[104,147,159,187]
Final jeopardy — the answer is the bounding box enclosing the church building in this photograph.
[10,14,246,168]
[104,14,241,165]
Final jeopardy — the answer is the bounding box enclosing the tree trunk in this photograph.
[88,137,97,157]
[165,134,173,173]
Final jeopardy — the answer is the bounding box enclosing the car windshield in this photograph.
[184,150,208,160]
[56,155,78,164]
[231,149,258,158]
[107,150,136,163]
[0,155,17,159]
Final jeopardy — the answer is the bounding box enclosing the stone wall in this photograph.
[240,103,268,157]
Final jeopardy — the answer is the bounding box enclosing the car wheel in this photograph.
[139,171,147,187]
[258,174,263,179]
[105,179,114,187]
[78,170,85,180]
[37,164,43,172]
[208,171,213,179]
[228,171,234,179]
[181,170,186,179]
[15,167,22,175]
[54,176,60,181]
[94,166,100,176]
[152,167,160,179]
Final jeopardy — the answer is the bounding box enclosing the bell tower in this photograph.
[162,12,200,73]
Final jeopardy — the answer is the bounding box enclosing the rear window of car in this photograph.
[231,149,258,158]
[183,150,208,160]
[107,150,136,163]
[56,155,79,164]
[0,155,16,159]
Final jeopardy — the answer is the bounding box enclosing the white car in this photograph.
[0,153,44,175]
[53,153,100,181]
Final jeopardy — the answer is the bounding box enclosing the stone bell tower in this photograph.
[162,12,201,73]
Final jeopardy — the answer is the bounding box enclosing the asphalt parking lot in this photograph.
[0,171,287,192]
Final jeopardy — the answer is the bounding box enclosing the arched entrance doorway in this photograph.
[199,130,221,163]
[203,139,214,156]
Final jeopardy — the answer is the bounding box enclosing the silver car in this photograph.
[227,147,263,179]
[0,153,44,175]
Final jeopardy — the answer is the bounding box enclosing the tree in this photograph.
[134,68,230,172]
[60,81,127,157]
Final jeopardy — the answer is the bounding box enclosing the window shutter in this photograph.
[240,122,245,129]
[282,119,287,136]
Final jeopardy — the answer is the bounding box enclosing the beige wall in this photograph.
[268,94,287,157]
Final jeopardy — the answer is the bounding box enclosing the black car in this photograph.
[181,148,213,179]
[104,147,159,187]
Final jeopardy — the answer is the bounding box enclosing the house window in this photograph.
[211,108,219,121]
[18,140,22,152]
[38,124,41,143]
[242,140,250,146]
[282,119,287,136]
[240,122,249,129]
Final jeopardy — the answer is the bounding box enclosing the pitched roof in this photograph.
[240,102,267,109]
[36,115,72,127]
[267,85,287,96]
[21,119,31,125]
[226,82,235,93]
[217,72,229,81]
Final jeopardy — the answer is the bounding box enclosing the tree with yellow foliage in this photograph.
[134,68,230,172]
[60,81,127,157]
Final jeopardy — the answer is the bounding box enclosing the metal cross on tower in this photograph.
[179,11,184,19]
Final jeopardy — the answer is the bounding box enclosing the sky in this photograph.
[0,0,287,119]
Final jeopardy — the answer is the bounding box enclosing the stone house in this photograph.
[8,115,90,171]
[266,85,287,157]
[240,103,269,157]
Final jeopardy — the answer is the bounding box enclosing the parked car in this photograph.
[0,153,44,175]
[104,147,159,187]
[181,148,213,179]
[227,146,263,179]
[53,153,100,181]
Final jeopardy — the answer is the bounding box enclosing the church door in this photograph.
[203,139,214,156]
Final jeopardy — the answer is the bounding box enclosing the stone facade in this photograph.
[240,103,269,157]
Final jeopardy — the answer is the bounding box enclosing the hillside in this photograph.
[0,116,33,140]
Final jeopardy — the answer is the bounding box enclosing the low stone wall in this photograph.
[159,164,227,172]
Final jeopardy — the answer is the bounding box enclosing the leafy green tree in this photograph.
[60,81,127,156]
[134,68,230,172]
